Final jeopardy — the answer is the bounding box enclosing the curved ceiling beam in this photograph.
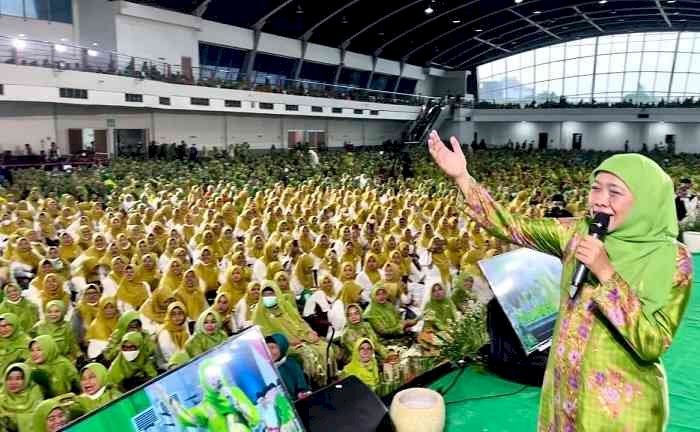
[300,0,362,41]
[374,0,481,56]
[339,0,423,50]
[430,4,663,66]
[454,22,699,68]
[253,0,295,31]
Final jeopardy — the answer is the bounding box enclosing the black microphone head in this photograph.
[590,213,611,235]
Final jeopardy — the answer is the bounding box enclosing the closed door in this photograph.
[538,132,548,150]
[94,130,107,153]
[68,129,83,154]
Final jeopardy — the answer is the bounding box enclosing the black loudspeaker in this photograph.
[294,376,392,432]
[486,299,549,387]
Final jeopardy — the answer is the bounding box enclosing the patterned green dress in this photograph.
[459,175,693,432]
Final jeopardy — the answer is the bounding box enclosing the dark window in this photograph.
[397,78,417,94]
[225,100,242,108]
[369,73,398,92]
[260,102,274,110]
[198,43,247,81]
[254,53,296,85]
[285,104,299,111]
[370,110,379,115]
[59,88,87,99]
[312,106,323,113]
[191,97,210,106]
[125,93,143,102]
[159,97,171,105]
[339,68,371,88]
[0,84,3,95]
[49,0,73,23]
[332,107,343,113]
[353,109,364,114]
[300,61,338,85]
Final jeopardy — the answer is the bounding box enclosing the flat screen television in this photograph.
[63,326,305,432]
[478,247,563,355]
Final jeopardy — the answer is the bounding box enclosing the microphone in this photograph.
[569,212,611,299]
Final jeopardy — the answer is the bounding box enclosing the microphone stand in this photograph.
[326,325,335,386]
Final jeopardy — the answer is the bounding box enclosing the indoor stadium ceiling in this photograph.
[134,0,700,69]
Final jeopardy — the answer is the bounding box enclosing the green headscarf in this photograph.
[32,394,83,432]
[76,363,122,412]
[363,285,403,336]
[341,304,389,359]
[0,284,39,332]
[592,154,679,317]
[167,351,190,369]
[184,309,228,358]
[30,300,79,358]
[28,335,80,398]
[0,362,44,432]
[422,279,458,331]
[340,338,380,391]
[252,280,311,339]
[0,313,31,378]
[106,331,157,389]
[104,310,155,362]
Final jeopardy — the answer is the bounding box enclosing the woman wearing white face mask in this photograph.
[106,331,157,392]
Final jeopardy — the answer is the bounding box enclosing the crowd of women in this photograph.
[0,146,696,432]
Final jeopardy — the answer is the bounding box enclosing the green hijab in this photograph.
[32,394,82,432]
[252,280,311,339]
[0,284,39,332]
[28,334,79,398]
[592,154,679,317]
[422,279,458,331]
[106,331,157,388]
[104,310,155,362]
[31,300,78,358]
[0,313,31,375]
[0,362,45,432]
[341,304,388,359]
[363,285,402,336]
[184,309,228,358]
[77,363,122,412]
[341,338,380,391]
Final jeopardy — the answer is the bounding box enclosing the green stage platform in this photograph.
[431,254,700,432]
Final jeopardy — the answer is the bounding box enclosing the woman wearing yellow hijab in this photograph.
[356,253,382,303]
[234,281,261,332]
[85,296,120,359]
[71,234,107,282]
[297,225,315,254]
[368,239,387,268]
[155,301,190,368]
[173,269,207,322]
[75,284,102,333]
[192,246,220,296]
[426,237,451,287]
[212,291,235,335]
[310,233,331,262]
[31,273,70,318]
[10,237,41,270]
[115,264,149,313]
[219,265,248,307]
[157,259,184,295]
[291,254,316,295]
[133,253,160,291]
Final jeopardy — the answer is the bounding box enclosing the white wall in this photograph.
[0,102,406,153]
[0,14,74,43]
[467,119,700,153]
[74,0,117,51]
[115,14,199,66]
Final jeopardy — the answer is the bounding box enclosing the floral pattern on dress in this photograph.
[587,369,642,419]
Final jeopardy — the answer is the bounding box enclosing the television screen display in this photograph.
[64,326,304,432]
[478,248,562,354]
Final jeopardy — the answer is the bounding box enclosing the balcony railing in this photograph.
[0,35,434,107]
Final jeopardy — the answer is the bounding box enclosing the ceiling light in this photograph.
[296,4,303,14]
[599,0,607,4]
[87,49,99,57]
[618,18,625,22]
[534,10,541,14]
[424,6,434,14]
[514,0,523,3]
[92,42,99,46]
[341,15,348,24]
[673,11,680,15]
[452,18,461,24]
[60,37,68,42]
[667,0,676,3]
[18,33,26,38]
[54,44,67,53]
[475,28,483,32]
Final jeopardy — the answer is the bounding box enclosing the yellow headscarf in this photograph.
[86,296,120,340]
[294,254,316,289]
[160,301,190,350]
[115,268,149,309]
[174,269,207,321]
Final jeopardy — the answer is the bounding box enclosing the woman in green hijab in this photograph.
[340,338,380,393]
[28,335,80,398]
[30,300,80,360]
[32,394,83,432]
[430,132,693,432]
[0,313,31,379]
[253,280,336,386]
[184,309,228,358]
[103,310,156,362]
[106,331,158,392]
[417,279,458,356]
[363,285,416,343]
[0,363,44,432]
[0,284,39,332]
[341,304,393,361]
[76,363,122,412]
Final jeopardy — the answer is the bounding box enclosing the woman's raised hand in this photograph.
[427,130,469,180]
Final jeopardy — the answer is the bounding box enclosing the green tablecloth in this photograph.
[432,254,700,431]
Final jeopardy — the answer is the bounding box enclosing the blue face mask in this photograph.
[262,296,278,308]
